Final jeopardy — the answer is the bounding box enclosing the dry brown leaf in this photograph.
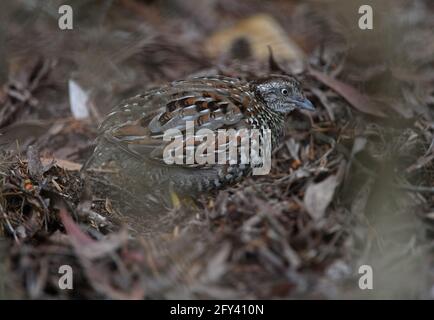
[59,208,95,247]
[309,68,386,118]
[40,158,82,171]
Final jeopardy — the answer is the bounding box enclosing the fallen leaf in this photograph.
[23,157,83,171]
[304,174,339,220]
[268,46,286,73]
[68,79,90,119]
[205,14,305,66]
[309,68,386,118]
[59,208,95,246]
[41,158,82,171]
[405,153,434,173]
[26,145,44,180]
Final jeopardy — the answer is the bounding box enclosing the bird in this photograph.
[82,74,314,209]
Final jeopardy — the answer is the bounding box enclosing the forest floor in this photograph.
[0,0,433,299]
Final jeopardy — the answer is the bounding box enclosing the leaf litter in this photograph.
[0,0,433,299]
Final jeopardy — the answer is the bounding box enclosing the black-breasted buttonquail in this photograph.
[83,75,314,209]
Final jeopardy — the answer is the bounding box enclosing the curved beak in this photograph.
[293,97,315,111]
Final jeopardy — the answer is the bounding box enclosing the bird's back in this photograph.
[82,76,261,212]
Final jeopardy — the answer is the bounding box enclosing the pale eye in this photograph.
[281,88,289,95]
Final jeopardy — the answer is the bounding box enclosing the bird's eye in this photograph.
[281,88,288,95]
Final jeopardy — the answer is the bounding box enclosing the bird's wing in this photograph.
[99,76,256,168]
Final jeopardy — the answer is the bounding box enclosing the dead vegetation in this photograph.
[0,0,433,299]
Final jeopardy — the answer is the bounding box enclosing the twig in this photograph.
[395,184,434,193]
[0,203,19,243]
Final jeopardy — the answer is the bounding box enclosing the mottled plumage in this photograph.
[83,75,314,201]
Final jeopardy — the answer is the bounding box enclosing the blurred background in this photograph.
[0,0,433,299]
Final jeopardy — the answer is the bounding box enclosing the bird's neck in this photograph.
[270,111,286,147]
[254,108,286,148]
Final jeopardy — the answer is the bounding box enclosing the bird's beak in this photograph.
[293,97,315,111]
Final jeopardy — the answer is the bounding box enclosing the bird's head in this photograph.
[250,75,315,114]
